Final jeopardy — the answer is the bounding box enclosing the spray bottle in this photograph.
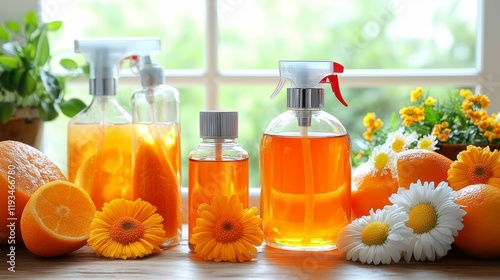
[68,38,160,210]
[131,55,182,246]
[260,60,351,251]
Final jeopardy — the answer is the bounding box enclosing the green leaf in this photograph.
[390,113,400,130]
[34,33,50,66]
[0,70,21,93]
[23,11,38,26]
[59,58,78,70]
[0,72,14,91]
[0,56,19,70]
[10,69,23,90]
[5,21,21,33]
[46,21,62,31]
[424,105,439,124]
[82,64,90,75]
[40,70,61,100]
[40,102,58,121]
[0,26,9,40]
[24,22,37,36]
[23,43,36,61]
[59,98,86,117]
[18,70,37,97]
[0,102,14,124]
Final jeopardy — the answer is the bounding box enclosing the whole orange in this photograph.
[454,183,500,259]
[351,162,399,219]
[397,149,452,189]
[20,180,96,257]
[0,140,66,244]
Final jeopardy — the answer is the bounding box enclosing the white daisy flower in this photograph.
[336,205,413,265]
[368,144,397,177]
[386,127,418,153]
[389,180,466,262]
[417,135,439,151]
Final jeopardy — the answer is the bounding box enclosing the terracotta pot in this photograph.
[0,108,43,150]
[436,143,500,161]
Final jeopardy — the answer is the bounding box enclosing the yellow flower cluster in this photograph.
[359,87,500,155]
[431,121,451,142]
[459,89,500,142]
[399,105,425,126]
[363,112,383,141]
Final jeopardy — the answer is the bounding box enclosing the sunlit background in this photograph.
[36,0,477,188]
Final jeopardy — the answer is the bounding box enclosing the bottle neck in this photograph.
[201,138,237,144]
[90,78,117,96]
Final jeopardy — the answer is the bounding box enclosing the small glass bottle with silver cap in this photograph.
[188,110,249,251]
[260,60,351,251]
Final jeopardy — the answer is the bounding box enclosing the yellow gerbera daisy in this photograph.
[87,198,166,259]
[448,145,500,190]
[191,195,264,262]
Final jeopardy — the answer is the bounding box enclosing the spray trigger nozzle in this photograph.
[270,60,347,107]
[319,62,347,107]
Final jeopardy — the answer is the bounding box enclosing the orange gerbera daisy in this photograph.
[447,145,500,190]
[191,195,264,262]
[87,198,166,259]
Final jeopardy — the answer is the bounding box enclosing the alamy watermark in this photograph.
[6,164,16,272]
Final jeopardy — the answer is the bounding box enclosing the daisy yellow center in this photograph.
[214,216,244,243]
[407,203,437,234]
[468,163,493,184]
[419,139,433,150]
[110,217,145,244]
[392,139,405,152]
[374,153,390,170]
[361,222,389,246]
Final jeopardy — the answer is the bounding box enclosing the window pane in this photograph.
[218,0,476,69]
[42,0,205,69]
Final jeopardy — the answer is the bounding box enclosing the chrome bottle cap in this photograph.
[286,88,324,109]
[200,111,238,139]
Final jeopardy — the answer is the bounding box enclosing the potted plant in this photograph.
[354,87,500,163]
[0,10,86,148]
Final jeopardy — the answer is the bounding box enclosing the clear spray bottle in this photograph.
[68,38,160,210]
[260,60,351,251]
[131,55,182,246]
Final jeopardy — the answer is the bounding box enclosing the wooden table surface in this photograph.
[2,227,500,279]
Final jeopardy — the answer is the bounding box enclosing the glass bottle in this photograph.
[68,38,161,210]
[131,55,181,246]
[260,60,351,251]
[188,111,249,250]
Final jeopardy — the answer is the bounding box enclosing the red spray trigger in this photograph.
[320,62,347,107]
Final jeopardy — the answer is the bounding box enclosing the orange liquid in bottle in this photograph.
[68,123,133,210]
[260,133,351,250]
[188,159,249,250]
[132,123,182,245]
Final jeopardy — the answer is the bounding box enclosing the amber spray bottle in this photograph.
[260,60,351,251]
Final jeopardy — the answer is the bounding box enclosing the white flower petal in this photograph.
[391,180,466,262]
[336,206,411,265]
